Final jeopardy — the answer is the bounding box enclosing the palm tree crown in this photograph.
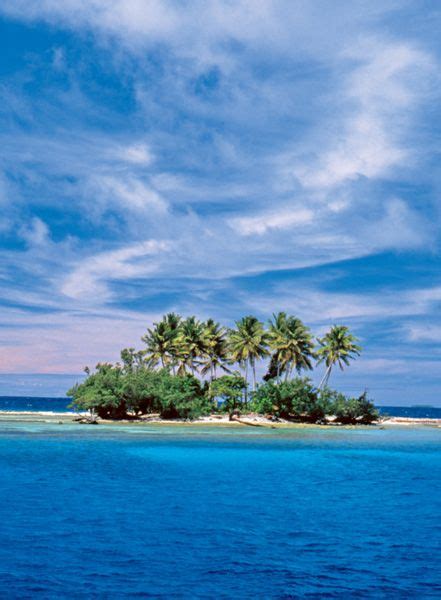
[141,313,182,371]
[317,325,361,388]
[268,312,315,381]
[175,316,206,375]
[228,315,269,392]
[142,320,170,369]
[200,319,231,380]
[142,314,362,396]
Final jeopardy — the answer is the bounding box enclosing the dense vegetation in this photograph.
[68,313,378,424]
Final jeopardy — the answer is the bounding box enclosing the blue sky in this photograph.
[0,1,440,404]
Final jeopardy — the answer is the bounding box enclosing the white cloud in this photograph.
[348,357,440,375]
[407,324,441,342]
[91,175,167,213]
[0,0,439,387]
[0,1,398,57]
[412,286,441,303]
[243,283,441,325]
[19,217,50,247]
[113,142,154,166]
[230,207,314,236]
[61,239,169,300]
[52,46,66,70]
[292,38,433,190]
[366,198,430,250]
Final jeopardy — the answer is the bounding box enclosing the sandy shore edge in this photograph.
[0,411,440,428]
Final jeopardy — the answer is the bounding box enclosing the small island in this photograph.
[68,312,379,426]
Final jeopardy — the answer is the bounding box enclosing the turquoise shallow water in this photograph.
[0,423,440,598]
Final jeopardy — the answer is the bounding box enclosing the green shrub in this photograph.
[68,363,126,419]
[356,392,380,424]
[208,375,247,418]
[68,365,211,420]
[156,373,210,419]
[249,380,280,415]
[250,378,330,422]
[249,380,378,424]
[286,379,330,421]
[121,369,165,415]
[329,390,379,424]
[67,355,378,425]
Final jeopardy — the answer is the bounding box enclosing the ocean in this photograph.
[0,421,440,597]
[1,395,441,418]
[0,396,74,412]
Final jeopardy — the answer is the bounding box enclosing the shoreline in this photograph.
[0,411,440,428]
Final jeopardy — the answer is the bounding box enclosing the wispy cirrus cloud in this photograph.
[0,1,439,404]
[0,1,404,59]
[407,325,441,343]
[241,282,441,326]
[292,38,434,191]
[114,142,154,166]
[61,239,170,300]
[89,175,168,214]
[230,208,315,236]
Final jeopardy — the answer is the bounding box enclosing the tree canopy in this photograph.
[68,312,377,425]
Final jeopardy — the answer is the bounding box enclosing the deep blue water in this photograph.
[0,422,440,598]
[0,396,73,412]
[378,405,441,418]
[2,396,441,418]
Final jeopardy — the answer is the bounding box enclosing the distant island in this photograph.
[68,312,379,425]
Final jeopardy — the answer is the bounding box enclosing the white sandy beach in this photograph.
[0,411,440,428]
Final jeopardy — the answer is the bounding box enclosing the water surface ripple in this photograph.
[0,423,440,598]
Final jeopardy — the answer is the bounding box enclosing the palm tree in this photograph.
[267,312,288,381]
[141,313,182,371]
[282,316,315,379]
[200,319,231,380]
[141,320,170,369]
[161,312,182,374]
[268,313,315,381]
[317,325,361,388]
[228,315,269,396]
[175,316,205,375]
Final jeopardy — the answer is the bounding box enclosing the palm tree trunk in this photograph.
[324,365,332,387]
[318,364,332,389]
[244,362,248,407]
[252,359,256,392]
